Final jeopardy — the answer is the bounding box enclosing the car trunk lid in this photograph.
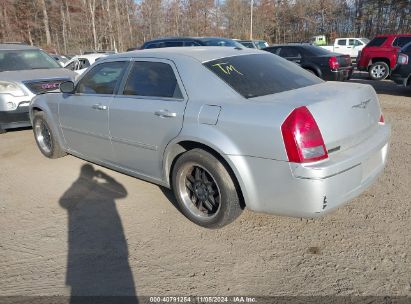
[251,82,381,154]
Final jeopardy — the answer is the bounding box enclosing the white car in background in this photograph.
[64,53,108,75]
[319,38,370,60]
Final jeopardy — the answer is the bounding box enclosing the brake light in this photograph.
[379,113,385,123]
[281,106,328,163]
[398,53,408,65]
[328,56,340,70]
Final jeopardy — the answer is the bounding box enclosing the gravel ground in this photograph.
[0,75,410,298]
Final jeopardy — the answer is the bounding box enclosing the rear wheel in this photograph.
[369,62,389,80]
[171,149,242,228]
[0,128,5,134]
[33,111,66,159]
[305,68,317,76]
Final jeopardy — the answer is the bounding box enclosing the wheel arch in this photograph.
[164,139,246,209]
[370,57,390,68]
[302,65,321,77]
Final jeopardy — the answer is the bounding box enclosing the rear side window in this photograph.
[123,61,183,99]
[367,37,387,47]
[185,41,201,46]
[279,47,302,58]
[164,41,184,47]
[204,54,322,99]
[393,36,411,47]
[264,47,280,55]
[338,39,346,46]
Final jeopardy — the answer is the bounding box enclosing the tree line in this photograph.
[0,0,410,55]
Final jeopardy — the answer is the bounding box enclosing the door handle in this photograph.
[154,110,177,118]
[92,104,108,111]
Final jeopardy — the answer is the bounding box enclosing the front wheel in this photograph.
[369,62,389,80]
[33,111,66,159]
[171,149,242,228]
[0,127,6,134]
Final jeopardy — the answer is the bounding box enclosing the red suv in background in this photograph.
[357,34,411,80]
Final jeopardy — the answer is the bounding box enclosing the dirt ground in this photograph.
[0,75,410,298]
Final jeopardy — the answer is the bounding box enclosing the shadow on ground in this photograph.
[59,163,138,303]
[350,71,411,97]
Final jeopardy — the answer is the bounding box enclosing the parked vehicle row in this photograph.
[0,43,75,134]
[319,37,369,60]
[263,44,353,81]
[29,47,390,228]
[391,42,411,88]
[357,34,411,80]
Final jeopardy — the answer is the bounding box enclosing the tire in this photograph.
[369,62,389,80]
[33,111,66,159]
[305,68,317,76]
[171,148,242,228]
[0,128,6,134]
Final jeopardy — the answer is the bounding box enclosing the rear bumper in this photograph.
[227,123,390,218]
[325,67,353,81]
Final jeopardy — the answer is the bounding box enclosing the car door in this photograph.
[334,39,347,54]
[279,47,302,65]
[59,60,128,163]
[109,59,187,180]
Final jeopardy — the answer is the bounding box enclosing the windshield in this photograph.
[0,49,60,72]
[204,53,322,99]
[198,38,244,48]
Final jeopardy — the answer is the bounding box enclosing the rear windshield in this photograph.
[302,45,331,56]
[204,53,322,99]
[198,38,243,48]
[367,37,387,47]
[0,49,60,71]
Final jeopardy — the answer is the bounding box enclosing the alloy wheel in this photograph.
[178,164,221,219]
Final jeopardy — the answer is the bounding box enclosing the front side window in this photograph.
[123,61,183,99]
[76,61,127,94]
[204,54,322,99]
[0,49,60,72]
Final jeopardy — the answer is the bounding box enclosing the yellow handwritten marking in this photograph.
[212,63,243,75]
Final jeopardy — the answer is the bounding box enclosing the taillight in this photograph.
[281,106,328,163]
[398,53,409,65]
[379,113,385,123]
[328,56,340,70]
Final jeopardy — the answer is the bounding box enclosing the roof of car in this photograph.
[142,37,237,44]
[107,46,262,63]
[0,43,40,51]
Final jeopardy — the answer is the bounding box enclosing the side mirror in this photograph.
[60,81,75,94]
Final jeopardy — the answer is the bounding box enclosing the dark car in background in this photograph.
[0,44,75,134]
[391,42,411,88]
[140,37,244,49]
[263,44,353,81]
[357,34,411,80]
[234,39,269,49]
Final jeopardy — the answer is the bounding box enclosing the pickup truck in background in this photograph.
[357,34,411,80]
[320,38,369,60]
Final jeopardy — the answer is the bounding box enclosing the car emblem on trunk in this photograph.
[352,99,371,109]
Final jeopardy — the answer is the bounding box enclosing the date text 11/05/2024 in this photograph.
[149,296,257,303]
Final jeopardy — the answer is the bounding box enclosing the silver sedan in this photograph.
[29,47,390,228]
